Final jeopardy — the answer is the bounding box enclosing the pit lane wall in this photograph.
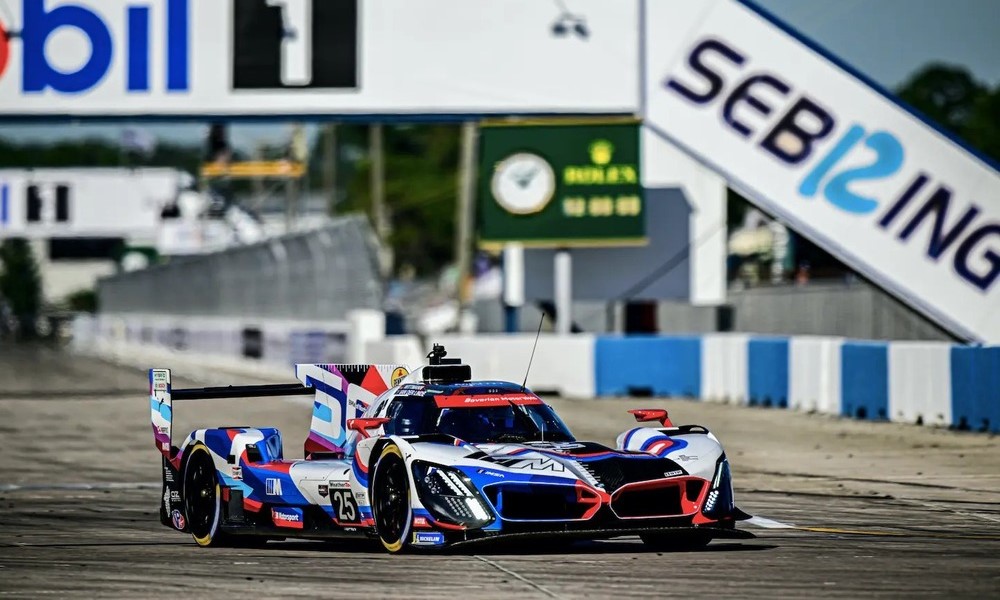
[71,311,383,383]
[77,313,999,433]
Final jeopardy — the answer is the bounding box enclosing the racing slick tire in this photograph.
[183,443,233,547]
[370,444,412,553]
[639,531,712,551]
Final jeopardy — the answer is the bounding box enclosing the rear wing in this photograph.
[148,363,411,463]
[148,369,314,464]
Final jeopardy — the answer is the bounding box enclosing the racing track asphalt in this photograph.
[0,346,998,599]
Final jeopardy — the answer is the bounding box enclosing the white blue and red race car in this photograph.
[149,345,752,552]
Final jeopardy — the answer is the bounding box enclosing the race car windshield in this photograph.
[384,397,574,443]
[437,403,574,443]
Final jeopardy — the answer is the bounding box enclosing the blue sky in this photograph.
[1,0,997,151]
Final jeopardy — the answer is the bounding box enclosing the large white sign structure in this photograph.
[644,0,999,343]
[0,0,637,116]
[0,168,187,238]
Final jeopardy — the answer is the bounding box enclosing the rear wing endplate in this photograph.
[148,368,314,462]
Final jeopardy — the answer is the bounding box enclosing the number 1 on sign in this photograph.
[266,0,312,86]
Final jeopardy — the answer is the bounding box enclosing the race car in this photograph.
[149,344,752,552]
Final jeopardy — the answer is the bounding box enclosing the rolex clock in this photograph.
[490,152,556,215]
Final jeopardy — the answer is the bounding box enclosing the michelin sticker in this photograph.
[412,531,445,545]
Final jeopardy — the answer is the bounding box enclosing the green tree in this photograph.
[897,63,1000,164]
[898,64,985,133]
[0,136,203,172]
[0,238,43,338]
[345,125,461,276]
[964,87,1000,162]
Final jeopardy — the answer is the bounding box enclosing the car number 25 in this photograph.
[332,489,358,522]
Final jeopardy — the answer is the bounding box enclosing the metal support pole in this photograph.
[323,123,338,215]
[554,249,572,335]
[284,176,296,234]
[503,242,524,333]
[370,123,392,276]
[455,121,478,311]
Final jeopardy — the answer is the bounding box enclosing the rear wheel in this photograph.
[640,531,712,551]
[183,444,231,547]
[371,444,412,553]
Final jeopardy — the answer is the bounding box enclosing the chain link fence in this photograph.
[98,215,384,320]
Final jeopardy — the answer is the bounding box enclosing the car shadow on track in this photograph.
[265,538,776,556]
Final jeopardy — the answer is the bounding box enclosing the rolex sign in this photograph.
[478,121,644,248]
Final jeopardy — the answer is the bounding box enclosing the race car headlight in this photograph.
[412,461,493,528]
[702,455,736,519]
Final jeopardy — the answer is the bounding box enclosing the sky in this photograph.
[0,0,997,152]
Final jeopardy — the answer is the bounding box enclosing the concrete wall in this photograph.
[98,216,382,320]
[726,282,953,341]
[649,281,954,341]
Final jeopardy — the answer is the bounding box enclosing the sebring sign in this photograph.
[645,0,999,343]
[665,37,996,294]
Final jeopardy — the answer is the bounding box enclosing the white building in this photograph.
[0,168,192,302]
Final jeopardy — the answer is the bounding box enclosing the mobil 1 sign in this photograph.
[644,0,1000,343]
[0,0,638,117]
[478,122,644,247]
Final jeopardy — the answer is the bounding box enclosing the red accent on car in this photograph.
[574,480,608,520]
[412,516,432,529]
[353,451,369,474]
[346,417,390,439]
[628,408,674,427]
[271,509,305,529]
[0,22,9,81]
[433,393,543,408]
[610,477,703,520]
[361,366,390,396]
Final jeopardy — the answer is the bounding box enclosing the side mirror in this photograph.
[628,409,674,427]
[346,417,391,439]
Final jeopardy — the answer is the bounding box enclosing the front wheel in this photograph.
[370,444,412,553]
[183,443,231,547]
[640,531,711,551]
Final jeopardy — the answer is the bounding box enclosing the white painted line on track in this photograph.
[474,556,562,599]
[745,516,796,529]
[0,482,160,492]
[899,498,1000,524]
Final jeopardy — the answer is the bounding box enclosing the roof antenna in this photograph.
[521,312,545,390]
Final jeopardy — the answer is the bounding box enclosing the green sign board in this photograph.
[478,120,644,248]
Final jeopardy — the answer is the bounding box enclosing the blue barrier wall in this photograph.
[747,337,789,407]
[595,336,701,397]
[950,346,1000,433]
[840,341,889,420]
[592,334,996,434]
